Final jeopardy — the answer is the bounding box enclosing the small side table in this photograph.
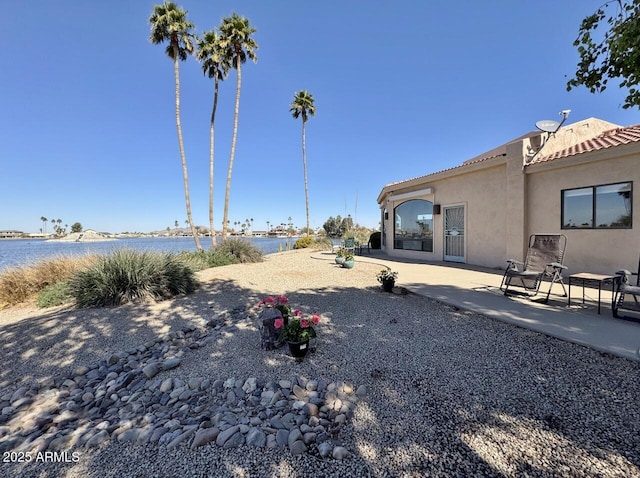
[568,273,616,314]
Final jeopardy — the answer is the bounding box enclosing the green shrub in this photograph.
[37,281,72,308]
[293,236,314,249]
[310,237,333,250]
[68,249,199,308]
[370,231,381,249]
[217,238,263,263]
[178,249,239,271]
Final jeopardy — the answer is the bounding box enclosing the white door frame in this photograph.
[443,204,466,262]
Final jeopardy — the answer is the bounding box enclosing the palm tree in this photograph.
[40,216,47,234]
[290,90,316,236]
[218,13,258,239]
[197,30,231,248]
[149,2,203,251]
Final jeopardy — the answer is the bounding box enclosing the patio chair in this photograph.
[500,234,568,303]
[343,238,356,254]
[357,237,371,255]
[612,256,640,319]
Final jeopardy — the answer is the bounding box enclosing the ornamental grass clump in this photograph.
[217,238,263,263]
[68,249,199,307]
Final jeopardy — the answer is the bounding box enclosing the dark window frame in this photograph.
[393,199,434,252]
[561,181,633,230]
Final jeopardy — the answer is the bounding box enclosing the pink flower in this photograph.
[293,309,302,317]
[256,299,264,307]
[274,318,284,329]
[265,296,275,305]
[311,313,320,324]
[276,295,288,304]
[300,319,310,328]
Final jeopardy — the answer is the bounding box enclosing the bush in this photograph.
[217,238,263,263]
[293,236,314,249]
[37,281,72,308]
[178,249,239,271]
[68,249,199,308]
[369,231,381,249]
[310,237,333,250]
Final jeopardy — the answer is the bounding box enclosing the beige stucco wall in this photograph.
[379,120,639,276]
[526,144,640,275]
[382,163,508,269]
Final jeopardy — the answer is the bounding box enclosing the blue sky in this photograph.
[2,1,638,235]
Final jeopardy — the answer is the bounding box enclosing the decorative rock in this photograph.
[293,385,307,400]
[159,378,173,393]
[289,440,307,455]
[356,385,368,398]
[216,425,240,447]
[86,430,109,447]
[318,441,332,458]
[246,428,266,447]
[191,427,220,449]
[242,377,257,394]
[276,429,289,446]
[161,358,181,371]
[167,427,196,449]
[142,363,161,379]
[333,446,349,460]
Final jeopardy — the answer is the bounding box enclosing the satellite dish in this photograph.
[536,119,561,133]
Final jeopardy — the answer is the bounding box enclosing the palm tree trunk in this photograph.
[174,53,202,251]
[209,77,219,248]
[222,56,242,239]
[302,119,310,236]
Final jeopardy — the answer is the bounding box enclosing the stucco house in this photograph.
[377,118,639,275]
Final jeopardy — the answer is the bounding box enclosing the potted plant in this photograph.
[275,310,320,358]
[342,252,355,269]
[256,295,292,349]
[335,248,346,265]
[376,269,398,292]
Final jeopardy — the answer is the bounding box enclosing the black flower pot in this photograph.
[287,340,310,358]
[382,278,395,292]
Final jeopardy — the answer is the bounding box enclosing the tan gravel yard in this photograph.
[0,250,639,477]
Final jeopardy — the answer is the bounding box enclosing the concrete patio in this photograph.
[351,249,640,362]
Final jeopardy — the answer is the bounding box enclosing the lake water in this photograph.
[0,236,295,271]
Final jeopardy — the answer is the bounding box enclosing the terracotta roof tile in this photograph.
[534,124,640,163]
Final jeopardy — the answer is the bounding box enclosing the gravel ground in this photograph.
[0,249,639,478]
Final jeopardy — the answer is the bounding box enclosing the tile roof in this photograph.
[534,123,640,164]
[382,152,506,189]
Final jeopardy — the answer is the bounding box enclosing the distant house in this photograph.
[0,230,23,238]
[377,118,639,275]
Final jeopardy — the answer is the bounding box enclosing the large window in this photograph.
[394,199,433,251]
[562,182,632,229]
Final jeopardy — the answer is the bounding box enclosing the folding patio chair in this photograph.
[500,234,568,303]
[343,238,356,254]
[612,256,640,319]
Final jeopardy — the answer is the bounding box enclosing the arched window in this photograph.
[394,200,433,252]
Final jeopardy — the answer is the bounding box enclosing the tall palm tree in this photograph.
[218,13,258,239]
[197,30,231,248]
[40,216,47,234]
[149,2,202,251]
[290,90,316,236]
